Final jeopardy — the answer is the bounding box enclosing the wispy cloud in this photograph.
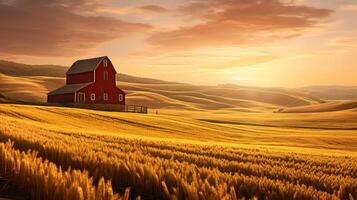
[207,55,280,69]
[0,0,152,56]
[137,5,167,13]
[340,3,357,11]
[148,0,332,51]
[328,37,357,49]
[95,4,167,15]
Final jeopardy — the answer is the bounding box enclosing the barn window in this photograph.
[104,93,108,101]
[90,93,95,101]
[103,59,108,67]
[104,71,108,80]
[119,94,123,102]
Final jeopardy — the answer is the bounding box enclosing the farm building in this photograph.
[47,56,125,105]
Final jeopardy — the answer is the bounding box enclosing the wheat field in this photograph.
[0,104,357,199]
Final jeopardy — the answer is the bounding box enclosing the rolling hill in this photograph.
[0,60,67,77]
[297,85,357,100]
[121,82,322,111]
[0,60,323,111]
[276,100,357,113]
[0,93,7,102]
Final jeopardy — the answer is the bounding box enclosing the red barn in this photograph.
[47,56,125,105]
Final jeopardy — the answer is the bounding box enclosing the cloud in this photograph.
[0,0,152,56]
[340,4,357,11]
[137,5,167,13]
[329,37,357,49]
[95,4,167,15]
[148,0,332,51]
[207,55,280,69]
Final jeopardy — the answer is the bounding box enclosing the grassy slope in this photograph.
[277,100,357,113]
[1,103,357,155]
[0,73,64,102]
[160,107,357,130]
[120,82,321,110]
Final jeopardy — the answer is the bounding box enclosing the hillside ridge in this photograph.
[277,100,357,113]
[0,59,322,110]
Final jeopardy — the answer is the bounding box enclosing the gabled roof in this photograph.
[47,83,91,95]
[66,56,106,75]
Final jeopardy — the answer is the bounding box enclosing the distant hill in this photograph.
[0,59,322,111]
[117,73,175,84]
[296,85,357,100]
[277,100,357,113]
[121,82,321,111]
[0,93,13,103]
[0,60,67,77]
[0,60,173,84]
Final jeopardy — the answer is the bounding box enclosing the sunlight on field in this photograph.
[1,104,357,154]
[0,104,357,199]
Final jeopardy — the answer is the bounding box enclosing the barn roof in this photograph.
[66,56,106,75]
[47,83,91,95]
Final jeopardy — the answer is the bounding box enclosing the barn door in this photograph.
[77,92,85,104]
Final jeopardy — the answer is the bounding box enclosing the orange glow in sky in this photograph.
[1,0,357,87]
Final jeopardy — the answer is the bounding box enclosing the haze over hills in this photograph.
[0,59,356,112]
[297,85,357,101]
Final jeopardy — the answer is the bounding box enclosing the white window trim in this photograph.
[104,93,108,101]
[90,93,95,101]
[119,94,123,102]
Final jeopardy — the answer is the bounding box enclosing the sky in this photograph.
[1,0,357,87]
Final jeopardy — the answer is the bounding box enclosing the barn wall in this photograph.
[95,58,117,87]
[66,71,94,84]
[47,93,74,103]
[75,58,125,105]
[78,83,125,105]
[76,58,125,105]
